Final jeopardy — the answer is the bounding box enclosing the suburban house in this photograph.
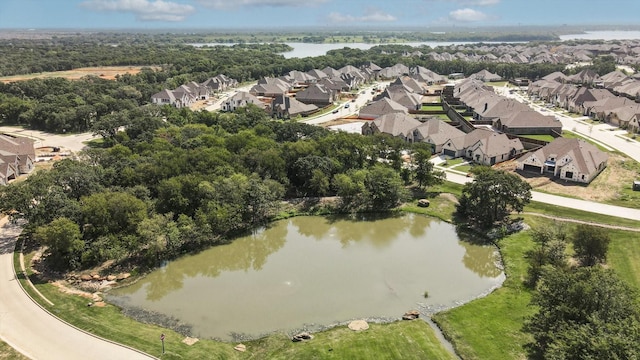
[378,63,411,79]
[466,132,524,166]
[409,118,465,153]
[271,94,317,119]
[440,128,524,165]
[566,87,615,114]
[150,75,238,108]
[359,98,408,120]
[516,138,608,184]
[295,84,336,106]
[151,88,195,108]
[469,69,502,82]
[0,134,35,185]
[361,113,422,140]
[410,66,447,85]
[567,69,601,85]
[202,74,238,92]
[250,77,291,97]
[377,86,423,111]
[221,91,265,112]
[493,111,562,135]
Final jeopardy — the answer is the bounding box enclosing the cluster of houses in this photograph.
[150,74,238,108]
[410,40,640,66]
[528,69,640,132]
[359,68,609,184]
[0,134,35,186]
[220,62,448,119]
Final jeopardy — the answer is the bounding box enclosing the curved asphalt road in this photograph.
[0,218,154,360]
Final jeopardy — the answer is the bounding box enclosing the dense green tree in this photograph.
[525,267,640,360]
[456,169,531,229]
[571,224,611,267]
[525,224,569,287]
[412,148,445,188]
[34,218,84,271]
[364,165,408,210]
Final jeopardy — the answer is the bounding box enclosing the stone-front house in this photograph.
[409,118,465,153]
[606,104,640,128]
[295,84,336,106]
[359,98,408,120]
[361,113,421,140]
[250,77,291,97]
[202,74,238,92]
[440,128,523,165]
[0,134,35,184]
[221,91,265,112]
[517,138,608,184]
[271,95,317,119]
[465,132,524,166]
[377,86,422,111]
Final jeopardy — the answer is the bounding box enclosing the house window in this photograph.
[566,171,574,178]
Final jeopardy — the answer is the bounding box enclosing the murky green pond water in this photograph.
[109,213,503,340]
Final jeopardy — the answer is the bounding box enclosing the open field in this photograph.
[0,66,160,83]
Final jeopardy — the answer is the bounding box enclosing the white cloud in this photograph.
[426,0,499,5]
[328,8,397,23]
[449,8,488,22]
[198,0,329,9]
[80,0,195,22]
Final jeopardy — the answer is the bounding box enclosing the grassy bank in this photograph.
[433,208,640,359]
[0,339,29,360]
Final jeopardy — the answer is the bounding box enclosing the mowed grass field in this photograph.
[433,208,640,360]
[0,66,159,83]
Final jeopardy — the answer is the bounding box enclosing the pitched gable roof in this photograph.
[369,113,422,138]
[519,138,608,175]
[359,98,408,119]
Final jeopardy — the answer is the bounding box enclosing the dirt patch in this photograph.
[0,66,161,83]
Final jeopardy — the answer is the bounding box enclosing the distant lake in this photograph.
[560,30,640,41]
[190,41,514,59]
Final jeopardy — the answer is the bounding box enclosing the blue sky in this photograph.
[0,0,638,29]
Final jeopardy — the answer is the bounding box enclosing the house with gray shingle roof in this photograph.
[221,91,265,112]
[467,131,524,166]
[517,138,608,184]
[494,111,562,135]
[0,134,35,182]
[409,118,465,153]
[358,98,408,120]
[271,95,317,119]
[469,69,502,82]
[250,77,291,97]
[295,84,336,106]
[378,86,423,111]
[361,113,422,140]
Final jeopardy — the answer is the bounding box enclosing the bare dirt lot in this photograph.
[496,155,640,203]
[0,66,160,83]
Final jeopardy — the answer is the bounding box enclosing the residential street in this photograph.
[443,171,640,221]
[498,85,640,162]
[0,218,154,360]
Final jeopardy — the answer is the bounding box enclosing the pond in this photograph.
[108,213,503,341]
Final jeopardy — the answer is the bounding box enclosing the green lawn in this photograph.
[421,105,444,111]
[436,114,451,121]
[433,229,536,360]
[519,134,554,142]
[0,339,29,360]
[486,81,508,87]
